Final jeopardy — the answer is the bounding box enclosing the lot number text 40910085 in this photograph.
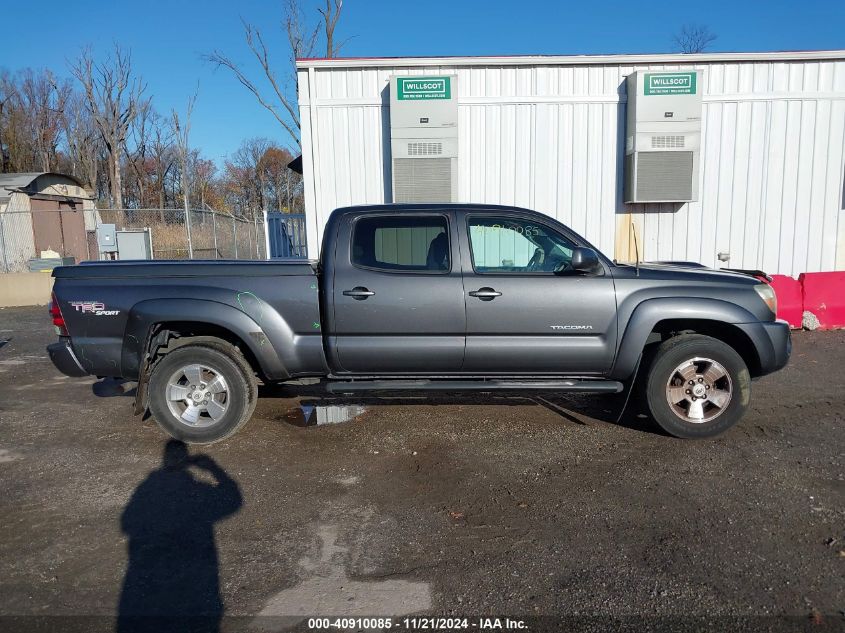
[307,617,529,630]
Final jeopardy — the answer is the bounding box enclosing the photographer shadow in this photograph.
[117,440,242,633]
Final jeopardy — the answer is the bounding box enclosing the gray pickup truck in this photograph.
[48,204,790,443]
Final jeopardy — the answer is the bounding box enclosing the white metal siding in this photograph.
[298,54,845,276]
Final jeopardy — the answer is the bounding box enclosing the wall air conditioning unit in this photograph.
[624,70,702,203]
[389,75,458,203]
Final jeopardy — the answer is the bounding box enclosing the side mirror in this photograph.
[570,247,602,275]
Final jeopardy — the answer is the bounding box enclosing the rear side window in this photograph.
[352,215,450,272]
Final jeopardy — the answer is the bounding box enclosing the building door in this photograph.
[30,198,64,256]
[30,198,88,263]
[58,201,88,263]
[459,212,618,375]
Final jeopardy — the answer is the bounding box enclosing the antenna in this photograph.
[631,220,640,277]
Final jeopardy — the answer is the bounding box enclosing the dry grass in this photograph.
[97,209,264,260]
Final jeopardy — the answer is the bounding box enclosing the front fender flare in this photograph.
[610,298,759,380]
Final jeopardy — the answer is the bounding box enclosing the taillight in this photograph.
[49,293,68,336]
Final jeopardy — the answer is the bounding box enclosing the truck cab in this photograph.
[322,205,617,375]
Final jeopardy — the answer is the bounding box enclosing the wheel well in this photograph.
[146,321,262,380]
[648,319,762,377]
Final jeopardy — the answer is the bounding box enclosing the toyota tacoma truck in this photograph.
[47,204,790,443]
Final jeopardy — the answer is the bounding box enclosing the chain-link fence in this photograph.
[0,207,268,273]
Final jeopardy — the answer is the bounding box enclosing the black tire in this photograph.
[643,334,750,439]
[148,343,257,444]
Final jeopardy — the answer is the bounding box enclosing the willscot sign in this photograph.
[644,72,697,95]
[397,77,451,100]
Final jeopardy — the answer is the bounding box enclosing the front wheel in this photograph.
[643,334,750,439]
[148,343,257,444]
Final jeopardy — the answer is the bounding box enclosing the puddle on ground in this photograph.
[0,449,21,463]
[254,523,431,628]
[283,403,368,427]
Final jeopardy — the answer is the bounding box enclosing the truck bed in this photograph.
[51,259,327,381]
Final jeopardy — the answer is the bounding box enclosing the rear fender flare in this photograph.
[122,298,290,380]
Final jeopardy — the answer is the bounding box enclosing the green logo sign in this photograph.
[397,77,451,100]
[644,72,697,95]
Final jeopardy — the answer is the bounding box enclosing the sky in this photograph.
[2,0,843,164]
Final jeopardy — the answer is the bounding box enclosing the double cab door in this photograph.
[455,210,617,374]
[328,208,617,375]
[330,211,467,373]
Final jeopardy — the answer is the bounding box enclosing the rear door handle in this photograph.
[343,286,375,300]
[468,287,502,301]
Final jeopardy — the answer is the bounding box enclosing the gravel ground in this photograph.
[0,306,842,632]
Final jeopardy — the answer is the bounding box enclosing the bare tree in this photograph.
[0,71,21,172]
[62,91,101,191]
[206,0,346,148]
[222,137,271,216]
[171,91,197,256]
[126,97,154,207]
[318,0,344,58]
[17,69,72,172]
[171,92,197,207]
[70,46,145,208]
[149,112,175,211]
[259,145,300,213]
[673,24,717,54]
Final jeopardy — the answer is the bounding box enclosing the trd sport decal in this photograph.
[69,301,120,316]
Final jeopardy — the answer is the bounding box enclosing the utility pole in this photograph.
[211,208,219,259]
[183,192,193,259]
[262,208,272,260]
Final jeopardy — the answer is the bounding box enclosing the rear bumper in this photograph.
[47,339,88,377]
[738,320,791,376]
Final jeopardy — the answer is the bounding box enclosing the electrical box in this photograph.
[96,224,117,254]
[624,70,702,203]
[116,229,153,260]
[389,75,458,203]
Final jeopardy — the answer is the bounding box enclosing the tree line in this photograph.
[0,48,304,218]
[0,0,349,217]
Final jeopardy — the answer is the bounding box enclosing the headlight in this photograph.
[754,284,777,315]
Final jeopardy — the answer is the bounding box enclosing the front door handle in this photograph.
[468,287,502,301]
[343,286,375,300]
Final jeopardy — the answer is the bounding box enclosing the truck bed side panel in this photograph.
[52,262,327,380]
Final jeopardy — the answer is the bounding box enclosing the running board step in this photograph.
[326,379,623,394]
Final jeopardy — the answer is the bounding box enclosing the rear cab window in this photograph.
[351,215,450,273]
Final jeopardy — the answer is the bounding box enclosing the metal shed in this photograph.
[296,50,845,276]
[0,172,97,272]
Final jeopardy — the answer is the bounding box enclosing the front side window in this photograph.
[468,216,575,273]
[352,215,450,272]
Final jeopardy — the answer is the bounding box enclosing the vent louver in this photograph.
[407,142,443,156]
[651,135,685,149]
[635,152,694,201]
[393,158,452,203]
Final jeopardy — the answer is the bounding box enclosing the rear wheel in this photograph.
[148,344,257,444]
[643,334,750,439]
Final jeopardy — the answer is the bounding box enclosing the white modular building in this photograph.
[295,51,845,276]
